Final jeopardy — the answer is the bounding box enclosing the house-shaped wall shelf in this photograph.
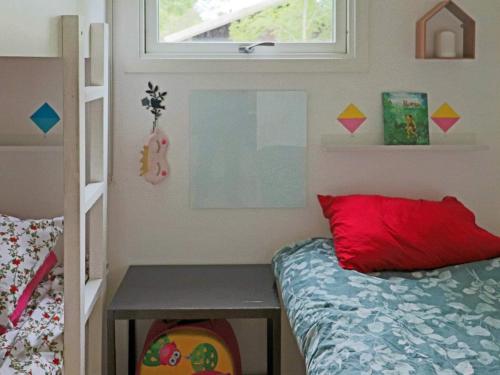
[416,0,475,59]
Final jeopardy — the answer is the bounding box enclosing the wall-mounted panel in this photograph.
[191,90,307,209]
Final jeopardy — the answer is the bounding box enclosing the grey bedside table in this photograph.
[107,264,281,375]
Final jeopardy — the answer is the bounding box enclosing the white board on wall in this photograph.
[190,90,307,209]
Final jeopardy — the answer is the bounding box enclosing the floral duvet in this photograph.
[273,238,500,375]
[0,266,63,374]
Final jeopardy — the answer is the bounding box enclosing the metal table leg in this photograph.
[106,311,116,375]
[267,312,281,375]
[128,320,136,375]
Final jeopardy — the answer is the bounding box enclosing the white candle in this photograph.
[435,30,457,58]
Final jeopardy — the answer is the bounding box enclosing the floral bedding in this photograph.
[0,266,63,374]
[273,238,500,375]
[0,214,63,329]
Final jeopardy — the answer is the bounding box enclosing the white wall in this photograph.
[0,0,107,57]
[0,1,78,57]
[110,1,500,374]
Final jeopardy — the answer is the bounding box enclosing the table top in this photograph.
[108,264,281,319]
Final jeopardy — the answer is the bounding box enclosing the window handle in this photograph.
[239,42,275,54]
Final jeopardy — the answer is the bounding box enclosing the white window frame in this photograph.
[142,0,351,60]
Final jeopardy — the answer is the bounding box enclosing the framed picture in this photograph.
[383,92,429,145]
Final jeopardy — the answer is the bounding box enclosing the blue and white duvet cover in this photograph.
[272,238,500,375]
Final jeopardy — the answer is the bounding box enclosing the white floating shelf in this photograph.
[84,278,104,322]
[322,144,489,152]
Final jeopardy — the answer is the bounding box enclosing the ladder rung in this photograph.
[85,85,105,102]
[84,278,104,322]
[84,182,105,213]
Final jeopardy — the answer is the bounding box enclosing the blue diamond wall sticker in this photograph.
[30,103,60,134]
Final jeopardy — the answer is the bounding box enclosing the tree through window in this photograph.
[144,0,349,58]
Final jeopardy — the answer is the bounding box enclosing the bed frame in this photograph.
[62,16,109,375]
[0,16,109,374]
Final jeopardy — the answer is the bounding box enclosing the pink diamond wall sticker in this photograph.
[433,117,460,132]
[339,118,366,133]
[338,104,367,134]
[432,103,461,133]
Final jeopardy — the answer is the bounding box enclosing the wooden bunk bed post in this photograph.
[62,15,109,375]
[87,22,110,375]
[62,15,86,375]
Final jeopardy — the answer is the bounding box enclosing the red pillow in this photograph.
[318,194,500,272]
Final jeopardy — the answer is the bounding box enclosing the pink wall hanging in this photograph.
[140,82,169,185]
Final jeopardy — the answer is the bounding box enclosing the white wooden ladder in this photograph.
[62,15,109,375]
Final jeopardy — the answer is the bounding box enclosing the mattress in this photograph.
[273,238,500,375]
[0,266,64,374]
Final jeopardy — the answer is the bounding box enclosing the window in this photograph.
[144,0,350,59]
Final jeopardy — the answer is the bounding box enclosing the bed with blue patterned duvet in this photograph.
[272,238,500,375]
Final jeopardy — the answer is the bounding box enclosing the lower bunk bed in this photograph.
[273,238,500,375]
[0,267,63,374]
[0,214,64,374]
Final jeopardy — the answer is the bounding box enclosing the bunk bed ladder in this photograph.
[62,16,109,375]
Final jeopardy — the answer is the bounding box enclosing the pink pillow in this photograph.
[0,214,62,329]
[318,195,500,272]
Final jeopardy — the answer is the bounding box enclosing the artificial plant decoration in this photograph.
[140,82,170,185]
[141,82,167,133]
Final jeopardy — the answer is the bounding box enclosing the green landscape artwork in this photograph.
[383,92,429,145]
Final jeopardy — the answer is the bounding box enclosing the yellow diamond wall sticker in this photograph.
[338,104,367,134]
[432,103,461,133]
[432,103,459,118]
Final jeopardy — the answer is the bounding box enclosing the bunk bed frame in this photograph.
[62,15,109,374]
[0,14,108,375]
